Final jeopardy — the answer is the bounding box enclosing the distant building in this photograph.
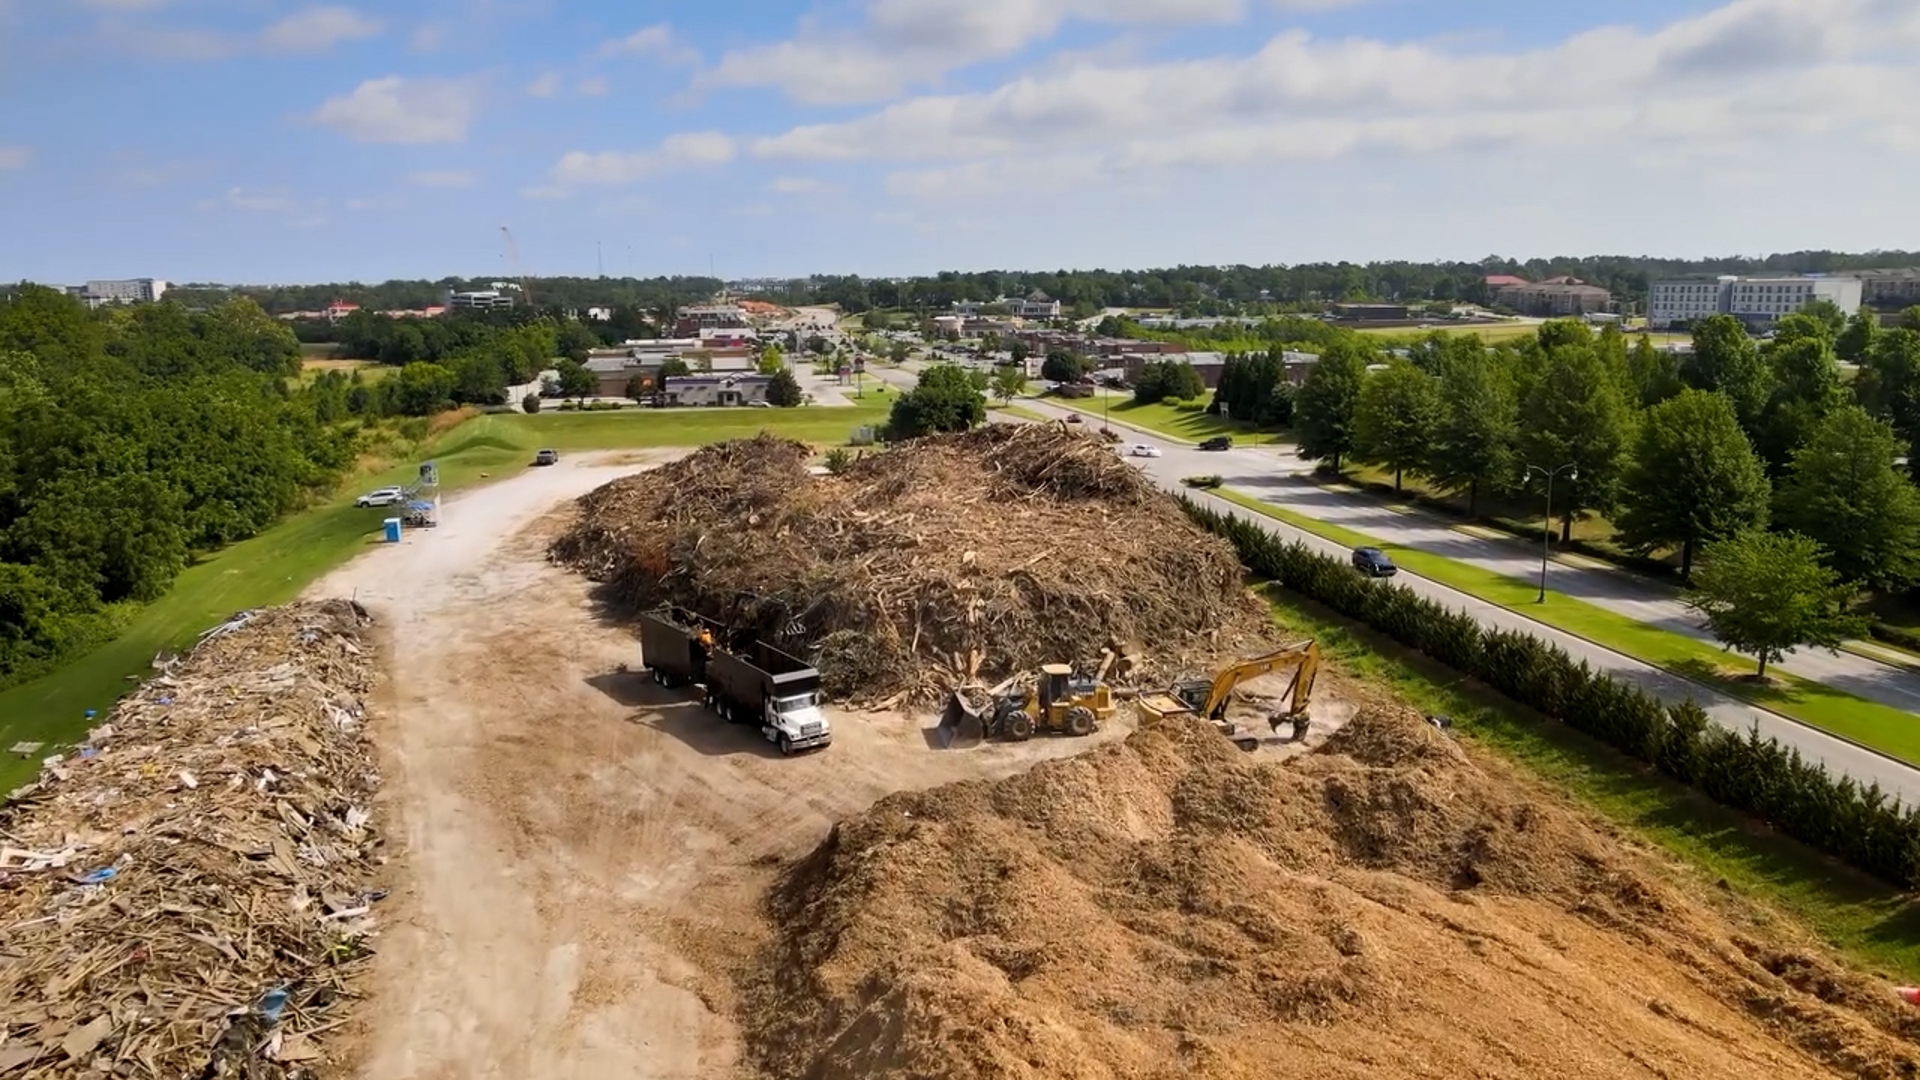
[1649,274,1862,330]
[446,289,515,311]
[1851,268,1920,312]
[1483,274,1529,290]
[661,373,773,407]
[674,304,749,336]
[1491,277,1612,317]
[1331,303,1414,321]
[70,278,167,307]
[323,300,360,321]
[1010,290,1062,320]
[586,306,614,322]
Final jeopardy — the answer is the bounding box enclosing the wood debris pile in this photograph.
[0,600,382,1079]
[550,424,1269,703]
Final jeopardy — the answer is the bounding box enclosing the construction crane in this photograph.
[500,225,534,307]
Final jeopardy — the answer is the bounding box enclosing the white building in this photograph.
[1647,277,1735,328]
[71,278,167,307]
[446,289,515,311]
[1647,274,1862,330]
[1010,291,1062,320]
[661,373,773,407]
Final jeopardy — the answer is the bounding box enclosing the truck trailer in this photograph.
[706,640,832,755]
[638,606,719,688]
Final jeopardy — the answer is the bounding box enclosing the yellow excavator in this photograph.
[1137,640,1320,752]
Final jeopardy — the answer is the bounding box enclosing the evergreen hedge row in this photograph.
[1184,499,1920,888]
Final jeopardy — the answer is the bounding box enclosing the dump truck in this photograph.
[638,606,719,688]
[707,639,833,755]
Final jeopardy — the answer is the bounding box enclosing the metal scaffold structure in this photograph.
[402,461,440,529]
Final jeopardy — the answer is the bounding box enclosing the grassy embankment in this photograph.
[1212,487,1920,765]
[1046,390,1269,444]
[1258,585,1920,978]
[0,402,889,786]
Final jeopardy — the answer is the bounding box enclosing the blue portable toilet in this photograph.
[383,517,403,543]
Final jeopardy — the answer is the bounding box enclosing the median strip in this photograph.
[1211,487,1920,766]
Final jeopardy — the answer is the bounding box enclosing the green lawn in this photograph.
[0,403,891,789]
[992,403,1054,423]
[1259,585,1920,979]
[1047,391,1271,443]
[1213,488,1920,765]
[1355,322,1542,343]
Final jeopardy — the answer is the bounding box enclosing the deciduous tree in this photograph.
[1427,347,1517,515]
[1519,343,1633,543]
[888,363,985,437]
[1683,314,1771,431]
[1774,405,1920,591]
[1353,360,1440,492]
[1294,343,1368,472]
[1685,530,1866,678]
[1615,390,1770,579]
[1836,310,1879,363]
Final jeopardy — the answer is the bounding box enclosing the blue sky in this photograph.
[1,0,1916,285]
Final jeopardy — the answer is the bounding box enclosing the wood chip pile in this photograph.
[736,708,1920,1080]
[0,600,382,1079]
[548,424,1270,703]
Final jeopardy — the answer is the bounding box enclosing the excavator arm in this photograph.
[1196,641,1319,720]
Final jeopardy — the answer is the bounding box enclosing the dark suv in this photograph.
[1351,546,1397,578]
[1199,435,1232,451]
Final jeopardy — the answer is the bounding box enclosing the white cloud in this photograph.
[0,146,30,171]
[576,77,609,96]
[410,23,446,52]
[526,71,562,97]
[312,76,481,144]
[600,23,697,63]
[99,5,383,58]
[223,186,293,211]
[770,176,835,195]
[410,169,478,188]
[697,0,1246,105]
[259,6,382,53]
[549,132,735,186]
[749,0,1920,172]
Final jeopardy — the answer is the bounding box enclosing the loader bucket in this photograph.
[938,690,987,748]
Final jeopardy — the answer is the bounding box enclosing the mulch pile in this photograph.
[548,423,1271,704]
[736,707,1920,1080]
[0,600,383,1079]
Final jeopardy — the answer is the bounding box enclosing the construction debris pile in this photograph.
[550,425,1270,703]
[0,601,382,1079]
[738,708,1919,1080]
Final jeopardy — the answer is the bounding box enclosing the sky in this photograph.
[1,0,1917,285]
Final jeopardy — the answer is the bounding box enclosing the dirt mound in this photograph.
[0,601,383,1078]
[548,424,1269,702]
[739,707,1920,1080]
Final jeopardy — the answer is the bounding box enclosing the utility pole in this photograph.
[1523,461,1579,602]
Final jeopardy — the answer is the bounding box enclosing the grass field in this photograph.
[295,358,394,387]
[1259,585,1920,978]
[1046,391,1270,443]
[0,403,892,788]
[1213,488,1920,765]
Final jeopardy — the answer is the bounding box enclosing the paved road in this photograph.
[984,393,1920,804]
[1002,394,1920,718]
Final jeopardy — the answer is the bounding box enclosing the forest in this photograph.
[0,287,390,685]
[48,248,1920,325]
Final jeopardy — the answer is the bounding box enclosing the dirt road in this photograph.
[309,453,1213,1079]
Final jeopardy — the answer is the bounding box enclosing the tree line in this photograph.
[1282,308,1920,670]
[0,286,358,684]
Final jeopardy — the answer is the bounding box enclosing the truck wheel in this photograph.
[778,734,794,756]
[1004,712,1034,742]
[1064,706,1096,737]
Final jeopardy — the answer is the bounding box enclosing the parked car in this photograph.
[354,486,406,508]
[533,449,559,466]
[1351,546,1398,578]
[1199,436,1233,451]
[1065,413,1083,424]
[1128,443,1162,458]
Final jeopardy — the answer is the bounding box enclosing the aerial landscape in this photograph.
[6,1,1920,1078]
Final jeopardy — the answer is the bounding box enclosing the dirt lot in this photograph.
[309,452,1913,1080]
[311,452,1273,1079]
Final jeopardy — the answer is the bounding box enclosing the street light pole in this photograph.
[1523,461,1579,603]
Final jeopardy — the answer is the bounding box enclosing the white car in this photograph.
[1128,444,1162,458]
[354,486,406,508]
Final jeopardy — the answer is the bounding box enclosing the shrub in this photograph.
[1181,497,1920,889]
[522,392,541,414]
[824,447,852,475]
